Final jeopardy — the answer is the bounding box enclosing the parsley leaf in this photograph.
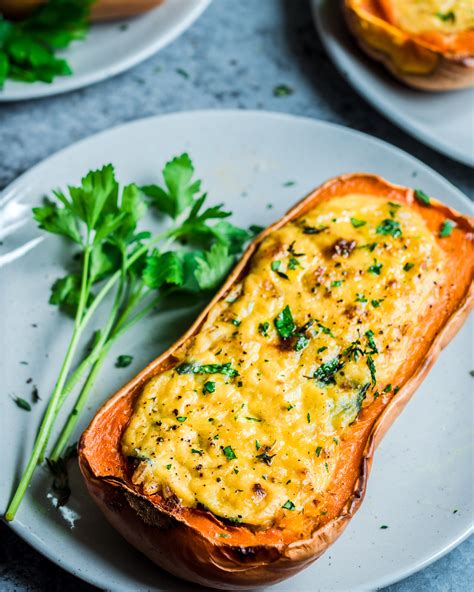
[314,356,343,386]
[176,362,239,378]
[368,259,383,275]
[14,397,31,411]
[223,446,237,460]
[414,189,431,206]
[350,217,366,228]
[142,250,184,290]
[274,305,296,339]
[376,219,402,238]
[440,220,456,238]
[142,153,201,219]
[115,355,133,368]
[282,500,295,510]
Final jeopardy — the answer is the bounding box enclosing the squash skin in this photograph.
[0,0,164,21]
[343,0,474,91]
[79,174,474,590]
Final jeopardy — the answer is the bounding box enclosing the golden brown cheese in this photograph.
[387,0,473,35]
[122,194,446,527]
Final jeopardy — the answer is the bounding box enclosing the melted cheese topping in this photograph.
[122,194,445,527]
[388,0,473,34]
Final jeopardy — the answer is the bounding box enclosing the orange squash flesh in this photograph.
[343,0,474,90]
[79,174,473,590]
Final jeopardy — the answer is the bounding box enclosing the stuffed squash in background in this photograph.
[79,173,473,590]
[344,0,474,90]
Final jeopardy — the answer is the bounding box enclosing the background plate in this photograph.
[0,0,211,101]
[312,0,474,167]
[1,110,472,592]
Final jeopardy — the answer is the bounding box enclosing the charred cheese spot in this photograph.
[122,194,445,527]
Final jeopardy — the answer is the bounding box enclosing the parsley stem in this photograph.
[5,243,93,521]
[50,290,163,460]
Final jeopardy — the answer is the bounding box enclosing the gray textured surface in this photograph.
[0,0,472,591]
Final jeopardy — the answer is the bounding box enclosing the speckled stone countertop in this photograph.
[0,0,472,590]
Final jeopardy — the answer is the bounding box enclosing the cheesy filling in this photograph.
[122,194,445,527]
[388,0,473,34]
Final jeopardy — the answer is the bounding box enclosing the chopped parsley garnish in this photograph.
[414,189,431,206]
[191,448,203,455]
[288,257,300,270]
[380,524,389,529]
[294,334,310,352]
[271,260,289,280]
[317,346,328,353]
[176,362,239,378]
[218,533,230,538]
[403,262,414,271]
[258,321,270,337]
[274,305,296,339]
[376,219,402,238]
[371,299,383,308]
[367,355,376,385]
[115,355,133,368]
[313,356,343,386]
[256,450,276,465]
[365,330,378,354]
[307,412,311,423]
[166,464,172,470]
[231,318,241,326]
[273,84,294,97]
[368,259,383,275]
[176,416,187,423]
[358,242,378,252]
[317,322,334,337]
[245,416,262,422]
[383,384,392,393]
[436,11,455,23]
[255,440,261,450]
[303,225,328,235]
[282,500,295,510]
[223,446,237,460]
[356,293,368,303]
[350,217,366,228]
[315,446,322,457]
[287,404,295,410]
[203,381,216,394]
[331,280,343,287]
[14,397,31,411]
[271,260,281,271]
[440,220,455,238]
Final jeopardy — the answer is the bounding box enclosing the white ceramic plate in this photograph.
[312,0,474,167]
[1,111,472,592]
[0,0,211,101]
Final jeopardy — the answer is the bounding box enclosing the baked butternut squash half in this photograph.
[79,174,473,590]
[343,1,474,90]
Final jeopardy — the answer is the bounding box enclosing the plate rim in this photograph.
[3,108,473,591]
[0,0,212,102]
[311,0,474,168]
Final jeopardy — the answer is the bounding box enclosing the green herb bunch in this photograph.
[5,153,252,520]
[0,0,93,87]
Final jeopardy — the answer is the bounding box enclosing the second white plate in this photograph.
[0,0,211,101]
[312,0,474,167]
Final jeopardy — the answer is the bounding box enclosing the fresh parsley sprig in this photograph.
[6,153,251,519]
[0,0,93,88]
